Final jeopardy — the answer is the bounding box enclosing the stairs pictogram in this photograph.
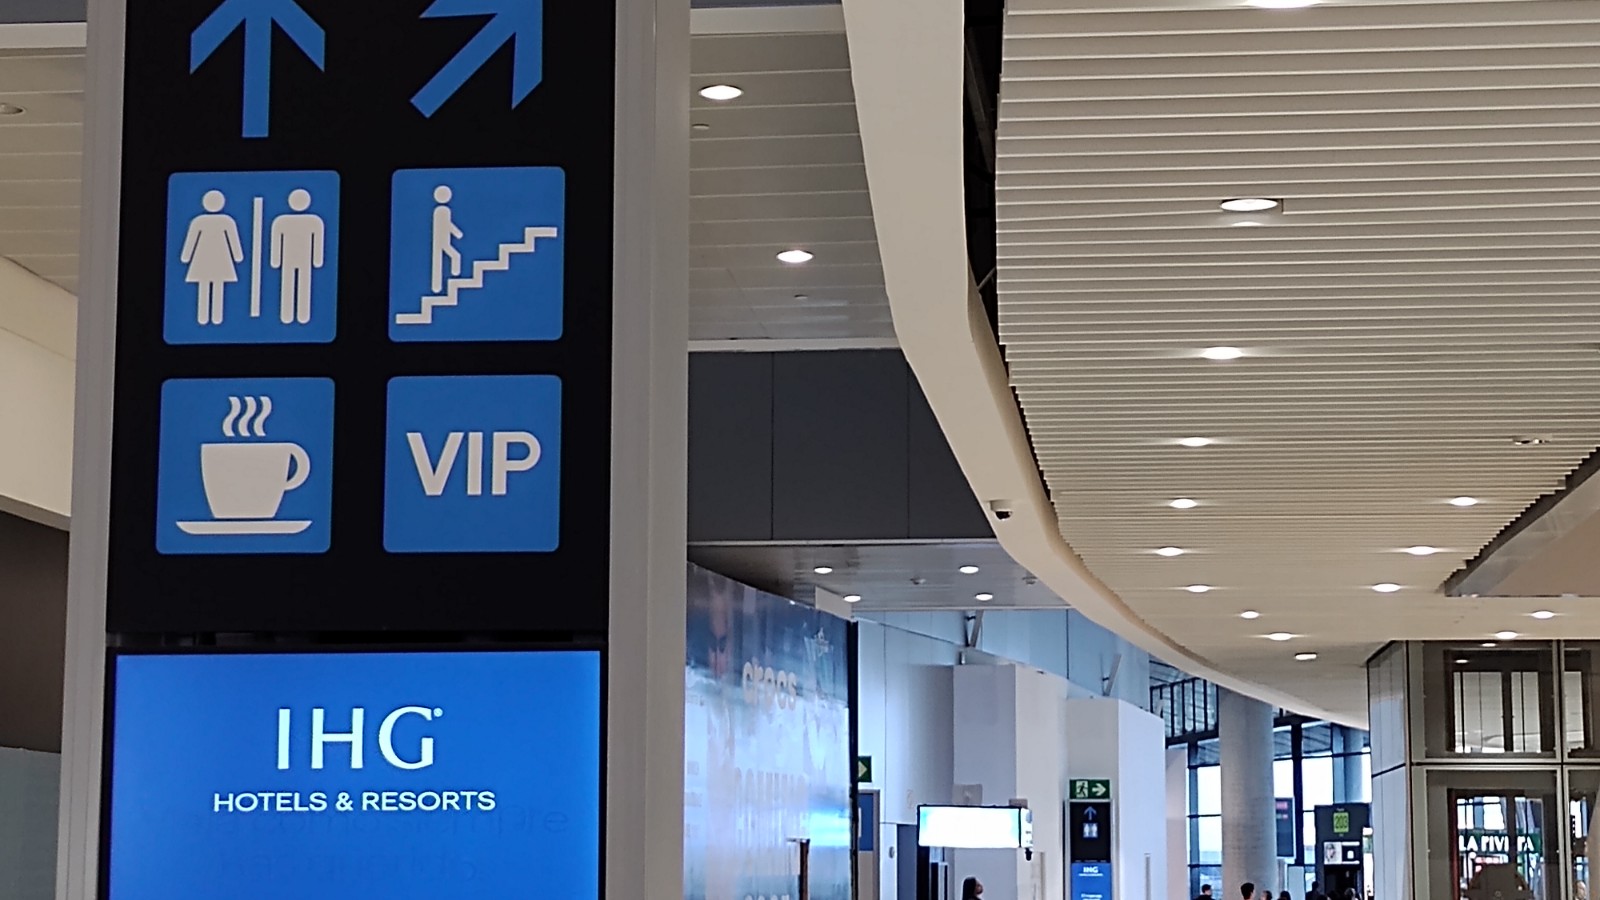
[395,225,559,325]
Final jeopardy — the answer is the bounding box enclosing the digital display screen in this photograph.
[106,650,601,899]
[917,806,1030,849]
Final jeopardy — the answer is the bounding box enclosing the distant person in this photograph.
[1279,891,1292,900]
[1343,889,1360,900]
[1308,883,1327,900]
[1241,883,1257,900]
[1195,884,1213,900]
[962,878,984,900]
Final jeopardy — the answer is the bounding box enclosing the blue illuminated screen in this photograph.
[107,650,600,899]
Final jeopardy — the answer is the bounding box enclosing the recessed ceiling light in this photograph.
[1240,610,1261,620]
[1220,198,1280,213]
[1186,584,1212,594]
[1481,642,1498,648]
[1267,632,1295,642]
[1230,221,1265,228]
[1155,546,1186,557]
[699,84,743,101]
[1449,496,1481,507]
[1512,435,1553,446]
[1455,658,1470,665]
[1372,583,1402,594]
[691,123,711,131]
[975,593,994,602]
[1248,0,1321,8]
[1294,652,1319,662]
[1531,610,1556,620]
[1201,346,1245,361]
[1178,437,1214,448]
[1404,546,1440,557]
[0,103,24,116]
[1170,498,1200,510]
[959,565,981,575]
[1495,631,1519,641]
[776,249,814,264]
[843,594,862,604]
[813,566,834,575]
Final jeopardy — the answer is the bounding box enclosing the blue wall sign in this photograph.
[1071,862,1114,900]
[389,166,564,341]
[384,375,562,552]
[108,650,601,898]
[165,170,340,344]
[156,377,334,554]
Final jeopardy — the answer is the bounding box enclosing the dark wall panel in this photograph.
[772,351,909,540]
[907,384,991,538]
[688,353,774,542]
[0,513,66,751]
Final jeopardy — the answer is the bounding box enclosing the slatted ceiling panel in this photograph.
[996,0,1600,717]
[0,48,84,294]
[689,31,892,342]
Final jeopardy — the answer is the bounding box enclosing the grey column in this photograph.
[1220,687,1278,897]
[1335,726,1366,803]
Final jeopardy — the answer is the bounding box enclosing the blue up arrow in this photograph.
[191,0,326,139]
[412,0,542,118]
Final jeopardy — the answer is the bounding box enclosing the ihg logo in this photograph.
[276,706,441,770]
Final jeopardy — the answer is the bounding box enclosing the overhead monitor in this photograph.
[917,805,1033,849]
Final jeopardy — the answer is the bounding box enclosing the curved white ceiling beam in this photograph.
[838,0,1354,726]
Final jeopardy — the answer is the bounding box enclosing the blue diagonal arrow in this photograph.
[412,0,542,117]
[191,0,326,139]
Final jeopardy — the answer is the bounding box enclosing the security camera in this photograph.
[988,500,1014,521]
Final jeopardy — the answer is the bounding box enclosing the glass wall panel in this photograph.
[1563,644,1600,758]
[1196,765,1221,816]
[1569,769,1600,900]
[1422,643,1558,759]
[1420,768,1561,900]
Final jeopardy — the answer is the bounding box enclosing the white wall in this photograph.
[0,747,59,900]
[1166,748,1188,900]
[1063,699,1168,900]
[0,258,75,528]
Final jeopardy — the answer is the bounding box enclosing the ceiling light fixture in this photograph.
[1512,436,1553,446]
[1170,498,1200,510]
[1201,346,1245,361]
[1186,584,1212,594]
[1455,658,1470,665]
[1295,653,1319,662]
[1240,610,1261,620]
[1531,610,1556,620]
[843,594,862,604]
[1220,198,1280,213]
[1248,0,1322,8]
[699,84,743,101]
[959,565,981,575]
[975,593,994,602]
[1495,631,1519,641]
[1267,632,1295,642]
[1230,221,1265,228]
[1481,642,1498,648]
[1372,583,1401,594]
[1449,496,1481,508]
[1178,437,1215,448]
[0,103,24,116]
[691,123,711,131]
[776,249,814,264]
[813,566,834,575]
[1404,546,1440,557]
[1155,546,1186,558]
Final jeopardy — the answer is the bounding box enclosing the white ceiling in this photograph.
[0,47,83,295]
[0,24,893,343]
[994,0,1600,719]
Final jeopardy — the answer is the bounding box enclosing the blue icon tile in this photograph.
[165,171,340,344]
[157,378,334,555]
[388,167,564,342]
[384,375,561,553]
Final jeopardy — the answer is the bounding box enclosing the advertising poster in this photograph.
[106,650,601,898]
[684,563,852,900]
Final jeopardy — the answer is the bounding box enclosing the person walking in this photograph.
[1241,883,1257,900]
[962,878,983,900]
[1194,884,1214,900]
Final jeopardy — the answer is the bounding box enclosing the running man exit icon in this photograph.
[384,375,562,553]
[389,167,564,342]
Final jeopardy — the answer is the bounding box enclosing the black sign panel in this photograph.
[107,0,614,634]
[1069,801,1112,863]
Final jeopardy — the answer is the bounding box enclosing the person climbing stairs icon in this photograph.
[431,185,464,294]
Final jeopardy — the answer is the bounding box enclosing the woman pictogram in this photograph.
[180,189,245,325]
